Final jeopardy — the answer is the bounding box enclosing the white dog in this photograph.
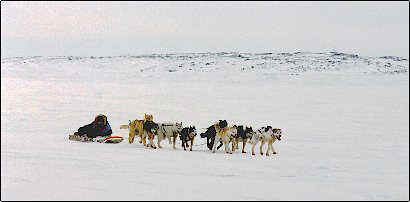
[156,122,183,149]
[250,126,283,156]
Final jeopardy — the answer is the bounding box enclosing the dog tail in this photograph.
[120,124,129,129]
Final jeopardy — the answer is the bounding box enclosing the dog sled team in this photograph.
[71,113,283,156]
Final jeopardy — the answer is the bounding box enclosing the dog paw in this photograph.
[242,151,246,154]
[260,153,264,155]
[190,149,192,151]
[252,153,255,156]
[273,152,277,154]
[266,153,270,156]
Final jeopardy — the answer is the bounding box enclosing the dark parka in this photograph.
[76,114,112,138]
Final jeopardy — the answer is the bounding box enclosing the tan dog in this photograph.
[119,113,154,145]
[120,119,144,144]
[213,125,237,154]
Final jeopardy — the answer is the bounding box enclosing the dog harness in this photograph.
[217,128,228,138]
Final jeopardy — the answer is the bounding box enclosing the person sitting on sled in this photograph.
[74,114,112,139]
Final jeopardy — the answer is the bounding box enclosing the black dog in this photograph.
[199,120,227,150]
[180,126,197,151]
[143,120,159,148]
[233,125,254,153]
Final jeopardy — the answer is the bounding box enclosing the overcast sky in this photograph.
[1,1,409,58]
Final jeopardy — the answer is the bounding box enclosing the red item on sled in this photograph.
[102,136,124,143]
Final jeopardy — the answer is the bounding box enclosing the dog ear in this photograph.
[264,127,269,132]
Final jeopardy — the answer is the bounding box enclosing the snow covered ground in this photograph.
[1,52,409,200]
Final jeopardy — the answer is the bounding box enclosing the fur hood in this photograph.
[94,114,107,126]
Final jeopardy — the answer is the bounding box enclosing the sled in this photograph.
[68,134,124,144]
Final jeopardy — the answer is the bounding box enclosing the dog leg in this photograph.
[251,142,256,156]
[232,139,236,152]
[230,140,234,154]
[142,134,147,147]
[236,139,240,151]
[266,142,271,156]
[212,136,220,153]
[224,140,229,154]
[148,135,152,148]
[138,126,143,144]
[139,130,143,144]
[148,134,153,148]
[242,139,247,153]
[144,133,149,148]
[172,135,176,149]
[207,136,213,150]
[272,144,277,155]
[225,138,232,154]
[128,132,135,144]
[157,134,162,149]
[217,141,223,150]
[150,133,156,149]
[260,140,265,155]
[190,139,193,151]
[181,137,187,151]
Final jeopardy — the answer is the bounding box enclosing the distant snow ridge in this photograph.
[1,52,408,75]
